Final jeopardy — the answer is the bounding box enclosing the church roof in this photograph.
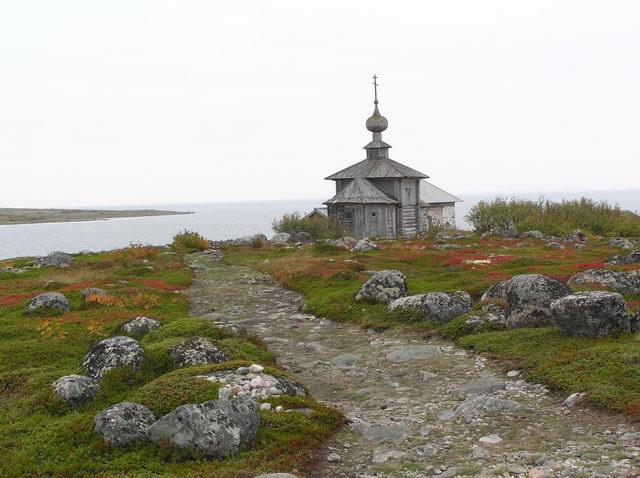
[325,157,429,180]
[419,180,462,204]
[323,177,398,205]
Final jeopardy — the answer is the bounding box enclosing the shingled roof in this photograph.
[324,177,398,205]
[325,157,429,180]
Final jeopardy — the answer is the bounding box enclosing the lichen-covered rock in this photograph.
[566,229,587,243]
[82,287,107,300]
[503,274,571,329]
[121,316,162,336]
[458,376,506,395]
[609,237,635,249]
[94,402,156,447]
[289,231,313,243]
[52,375,100,407]
[387,294,426,311]
[330,236,357,250]
[481,221,519,238]
[543,241,565,250]
[233,234,268,246]
[355,270,407,304]
[146,396,259,458]
[551,291,630,337]
[271,232,291,244]
[520,230,545,239]
[606,249,640,266]
[480,281,508,301]
[421,291,472,323]
[40,251,73,267]
[569,269,640,295]
[28,292,70,312]
[170,337,227,368]
[81,336,144,379]
[456,396,522,420]
[351,238,377,252]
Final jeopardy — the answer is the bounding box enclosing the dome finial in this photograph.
[366,74,388,133]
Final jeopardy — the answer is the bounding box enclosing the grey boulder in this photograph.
[82,287,107,300]
[271,232,291,244]
[352,238,377,252]
[147,396,259,458]
[28,292,70,312]
[94,402,156,447]
[520,230,545,239]
[481,281,509,301]
[52,375,100,407]
[551,291,630,337]
[609,237,635,249]
[458,376,506,395]
[355,270,408,304]
[456,396,523,421]
[606,249,640,266]
[121,316,162,336]
[289,231,313,243]
[170,336,227,368]
[330,236,357,250]
[568,269,640,295]
[503,274,571,328]
[388,291,471,323]
[40,251,73,267]
[233,234,267,246]
[81,336,144,379]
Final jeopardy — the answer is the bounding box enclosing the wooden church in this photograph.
[324,76,461,238]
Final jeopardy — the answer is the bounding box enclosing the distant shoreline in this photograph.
[0,208,193,226]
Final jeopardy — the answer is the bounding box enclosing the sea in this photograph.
[1,190,638,260]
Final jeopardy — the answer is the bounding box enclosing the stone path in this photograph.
[186,250,640,478]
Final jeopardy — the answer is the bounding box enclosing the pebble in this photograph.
[479,434,503,444]
[260,403,272,411]
[249,364,265,373]
[327,452,342,462]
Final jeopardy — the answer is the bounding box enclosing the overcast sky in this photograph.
[1,1,638,208]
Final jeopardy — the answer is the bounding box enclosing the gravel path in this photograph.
[186,250,640,478]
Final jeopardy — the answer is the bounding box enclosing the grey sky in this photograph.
[1,1,638,208]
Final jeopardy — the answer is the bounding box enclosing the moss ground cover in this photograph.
[223,234,640,415]
[0,246,341,478]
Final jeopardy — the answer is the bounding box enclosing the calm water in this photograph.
[0,191,638,260]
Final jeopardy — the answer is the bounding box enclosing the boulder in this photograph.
[94,402,156,447]
[503,274,571,328]
[289,231,313,243]
[481,221,518,238]
[566,229,587,243]
[352,238,377,252]
[609,237,635,249]
[355,270,407,304]
[421,291,472,323]
[543,241,565,250]
[458,376,506,395]
[606,249,640,266]
[170,336,227,368]
[147,396,259,459]
[81,336,144,379]
[520,230,545,239]
[456,396,522,420]
[233,234,267,246]
[480,281,508,301]
[271,232,291,244]
[568,269,640,295]
[331,236,357,250]
[387,294,426,311]
[551,291,630,337]
[29,292,70,312]
[121,316,162,336]
[82,287,107,301]
[52,375,100,407]
[40,251,73,267]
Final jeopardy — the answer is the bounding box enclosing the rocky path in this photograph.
[186,250,640,478]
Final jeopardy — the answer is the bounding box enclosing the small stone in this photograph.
[275,405,283,412]
[563,392,586,408]
[472,446,490,459]
[437,410,456,421]
[479,434,503,444]
[249,364,264,373]
[508,464,528,474]
[327,452,342,462]
[507,370,520,377]
[419,370,437,381]
[260,403,272,411]
[331,353,361,367]
[372,447,407,463]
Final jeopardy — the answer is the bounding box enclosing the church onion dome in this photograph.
[366,103,388,133]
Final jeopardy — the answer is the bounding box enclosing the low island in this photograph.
[0,207,192,225]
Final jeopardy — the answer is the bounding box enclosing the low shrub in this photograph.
[466,196,640,236]
[272,212,344,240]
[172,229,210,253]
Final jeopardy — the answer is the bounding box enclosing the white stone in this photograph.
[260,403,272,411]
[479,434,503,444]
[249,364,264,373]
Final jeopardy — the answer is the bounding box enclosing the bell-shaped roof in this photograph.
[324,177,398,205]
